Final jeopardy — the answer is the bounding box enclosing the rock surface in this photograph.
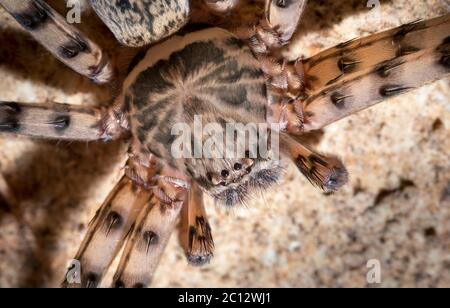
[0,0,449,287]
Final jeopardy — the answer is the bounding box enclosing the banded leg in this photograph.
[300,15,450,131]
[62,175,151,288]
[271,14,450,133]
[180,183,214,266]
[0,101,126,141]
[111,167,186,288]
[0,0,114,83]
[280,133,348,193]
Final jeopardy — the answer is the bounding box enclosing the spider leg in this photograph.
[280,133,348,193]
[234,0,307,54]
[263,0,307,46]
[179,182,214,267]
[0,0,114,83]
[111,167,186,288]
[62,174,150,288]
[271,14,450,133]
[0,101,127,141]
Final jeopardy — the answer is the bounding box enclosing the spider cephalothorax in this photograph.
[125,28,287,206]
[0,0,449,288]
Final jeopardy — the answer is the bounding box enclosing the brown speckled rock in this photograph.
[0,0,449,288]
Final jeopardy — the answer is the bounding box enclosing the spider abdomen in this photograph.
[89,0,190,47]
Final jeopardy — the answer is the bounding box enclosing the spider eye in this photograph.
[221,170,230,177]
[234,163,242,170]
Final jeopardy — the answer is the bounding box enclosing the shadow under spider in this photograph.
[1,139,126,287]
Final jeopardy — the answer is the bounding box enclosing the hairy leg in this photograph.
[0,0,114,83]
[63,148,189,288]
[111,166,186,288]
[269,14,450,133]
[280,133,348,193]
[301,15,450,131]
[179,182,214,266]
[0,101,126,141]
[62,174,150,288]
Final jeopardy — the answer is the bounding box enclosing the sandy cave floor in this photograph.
[0,0,449,288]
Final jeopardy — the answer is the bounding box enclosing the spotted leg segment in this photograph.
[270,14,450,133]
[280,133,348,193]
[62,174,151,288]
[0,0,114,83]
[0,101,126,141]
[111,167,186,288]
[180,182,214,266]
[301,14,450,131]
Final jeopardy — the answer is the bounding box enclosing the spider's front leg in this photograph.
[271,14,450,133]
[0,0,114,83]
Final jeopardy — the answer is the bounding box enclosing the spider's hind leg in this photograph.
[0,0,114,83]
[0,101,126,141]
